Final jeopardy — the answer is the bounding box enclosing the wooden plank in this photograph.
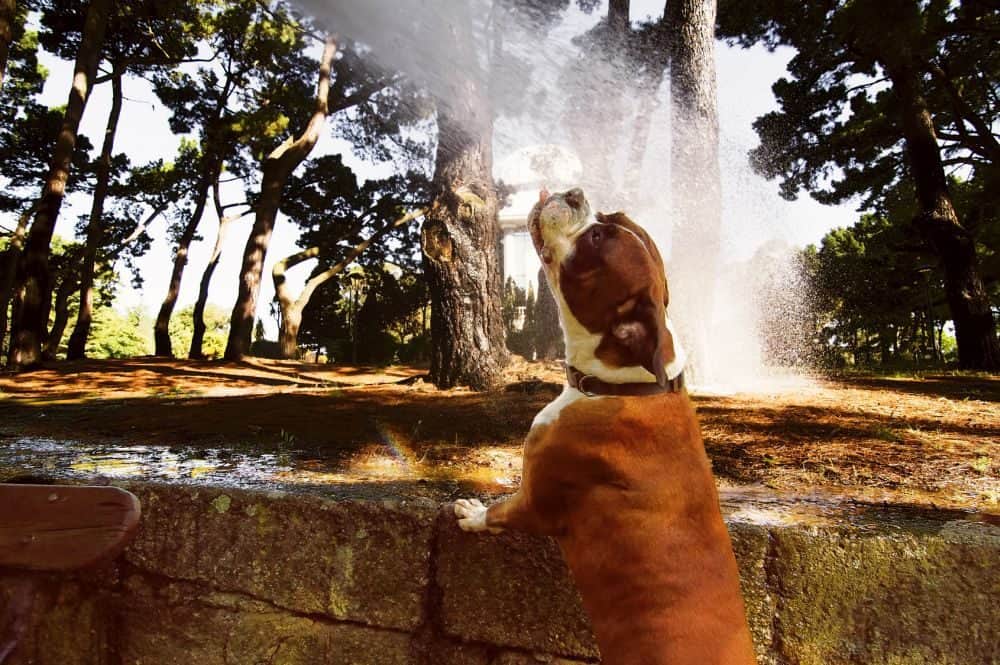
[0,485,141,571]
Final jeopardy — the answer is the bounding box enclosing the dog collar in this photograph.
[565,364,685,397]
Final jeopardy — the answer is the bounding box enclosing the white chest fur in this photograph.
[531,385,594,428]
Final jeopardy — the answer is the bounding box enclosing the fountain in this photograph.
[291,0,818,392]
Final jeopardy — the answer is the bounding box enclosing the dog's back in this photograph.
[526,390,756,665]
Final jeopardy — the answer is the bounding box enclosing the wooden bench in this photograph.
[0,484,141,662]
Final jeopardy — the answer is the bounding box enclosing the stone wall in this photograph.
[2,483,998,664]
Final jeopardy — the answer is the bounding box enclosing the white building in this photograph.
[495,144,583,293]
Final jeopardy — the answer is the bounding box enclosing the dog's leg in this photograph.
[453,498,503,534]
[454,491,555,535]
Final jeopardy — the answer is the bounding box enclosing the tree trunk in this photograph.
[273,209,424,359]
[0,201,36,360]
[7,0,110,368]
[665,0,721,381]
[608,0,630,34]
[534,266,563,360]
[566,1,631,208]
[66,65,123,360]
[42,273,77,360]
[888,62,1000,370]
[279,302,303,359]
[273,246,320,360]
[624,69,666,205]
[422,110,508,390]
[224,36,337,361]
[189,180,244,359]
[625,17,669,206]
[0,0,15,89]
[153,164,215,357]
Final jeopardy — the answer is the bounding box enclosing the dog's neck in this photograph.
[553,286,687,385]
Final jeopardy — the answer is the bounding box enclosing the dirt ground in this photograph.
[0,357,997,511]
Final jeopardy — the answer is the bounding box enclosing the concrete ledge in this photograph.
[2,482,998,664]
[123,485,437,631]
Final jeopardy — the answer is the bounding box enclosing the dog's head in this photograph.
[529,188,683,385]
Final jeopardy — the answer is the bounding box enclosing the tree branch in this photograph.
[116,200,171,248]
[930,61,1000,165]
[298,208,426,306]
[252,0,329,44]
[265,36,338,173]
[844,77,888,95]
[273,207,427,312]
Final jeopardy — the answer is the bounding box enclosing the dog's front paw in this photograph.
[453,498,502,534]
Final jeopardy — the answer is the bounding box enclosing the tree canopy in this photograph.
[717,0,999,369]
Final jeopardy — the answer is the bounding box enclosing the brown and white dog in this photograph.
[454,188,757,665]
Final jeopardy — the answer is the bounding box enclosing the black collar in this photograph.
[565,364,685,397]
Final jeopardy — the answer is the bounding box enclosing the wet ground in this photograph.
[2,436,996,533]
[1,358,997,528]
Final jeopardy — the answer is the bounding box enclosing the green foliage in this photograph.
[284,155,430,273]
[717,0,998,210]
[87,307,153,358]
[299,265,428,365]
[502,276,526,334]
[718,0,1000,368]
[502,276,540,359]
[0,9,94,215]
[360,268,425,363]
[803,214,954,368]
[169,304,229,359]
[37,0,207,68]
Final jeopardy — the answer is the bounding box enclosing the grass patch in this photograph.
[870,424,903,442]
[970,456,992,474]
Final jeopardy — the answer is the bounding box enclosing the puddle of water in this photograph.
[718,483,1000,531]
[0,437,517,496]
[0,437,296,489]
[1,437,995,531]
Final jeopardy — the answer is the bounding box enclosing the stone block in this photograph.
[122,484,435,631]
[116,575,415,665]
[491,651,595,664]
[436,508,778,663]
[419,638,492,665]
[435,508,598,659]
[0,575,111,665]
[727,522,777,665]
[769,520,1000,664]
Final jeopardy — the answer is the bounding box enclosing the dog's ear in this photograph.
[539,188,550,204]
[608,291,675,386]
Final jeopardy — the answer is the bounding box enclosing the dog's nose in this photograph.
[564,188,586,210]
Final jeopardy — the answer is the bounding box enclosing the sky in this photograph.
[25,1,861,337]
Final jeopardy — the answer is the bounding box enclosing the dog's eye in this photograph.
[590,227,602,244]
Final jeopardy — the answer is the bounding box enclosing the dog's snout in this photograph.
[564,188,585,210]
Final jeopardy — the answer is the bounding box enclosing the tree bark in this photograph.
[273,208,424,359]
[665,0,721,381]
[566,1,632,208]
[608,0,630,35]
[625,17,669,206]
[534,266,563,360]
[887,62,999,370]
[422,108,508,390]
[7,0,110,368]
[224,36,337,361]
[0,201,36,361]
[153,163,217,357]
[66,65,123,360]
[42,271,77,360]
[0,0,15,89]
[189,180,247,359]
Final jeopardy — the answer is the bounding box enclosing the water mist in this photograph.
[294,0,815,392]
